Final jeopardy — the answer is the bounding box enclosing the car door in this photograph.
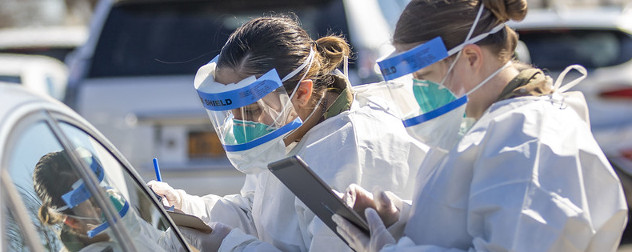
[1,109,190,251]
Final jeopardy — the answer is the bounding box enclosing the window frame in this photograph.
[49,110,191,251]
[0,108,171,251]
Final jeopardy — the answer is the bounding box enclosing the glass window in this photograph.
[517,29,632,71]
[5,119,187,251]
[58,122,187,251]
[89,0,351,78]
[6,121,121,251]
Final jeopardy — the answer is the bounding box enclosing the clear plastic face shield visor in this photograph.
[194,56,303,152]
[48,155,129,238]
[377,4,507,148]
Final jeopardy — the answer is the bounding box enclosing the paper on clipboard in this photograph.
[167,210,212,233]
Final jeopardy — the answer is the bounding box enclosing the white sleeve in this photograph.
[178,174,258,236]
[294,199,352,252]
[218,228,282,252]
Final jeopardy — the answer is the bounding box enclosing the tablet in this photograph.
[267,155,369,246]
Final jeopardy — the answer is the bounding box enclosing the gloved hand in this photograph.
[343,184,399,227]
[179,222,232,252]
[333,208,396,252]
[147,180,184,210]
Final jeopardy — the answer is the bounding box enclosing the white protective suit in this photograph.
[178,91,428,251]
[382,91,628,251]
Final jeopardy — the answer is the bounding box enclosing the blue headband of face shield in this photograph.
[378,23,506,82]
[56,156,105,211]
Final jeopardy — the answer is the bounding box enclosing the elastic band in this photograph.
[283,47,315,83]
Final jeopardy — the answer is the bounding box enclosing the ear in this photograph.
[462,44,484,71]
[291,80,313,107]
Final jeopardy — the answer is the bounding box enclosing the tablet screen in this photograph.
[267,155,370,246]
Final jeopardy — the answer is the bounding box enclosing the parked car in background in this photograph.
[0,82,193,251]
[0,26,87,63]
[0,53,68,101]
[509,5,632,221]
[64,0,406,195]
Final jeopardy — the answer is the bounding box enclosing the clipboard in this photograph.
[267,155,369,247]
[167,210,212,233]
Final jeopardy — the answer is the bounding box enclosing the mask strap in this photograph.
[466,60,512,96]
[343,55,349,80]
[283,47,316,83]
[439,4,485,85]
[553,64,587,93]
[270,47,315,127]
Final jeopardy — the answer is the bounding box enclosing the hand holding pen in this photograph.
[148,158,176,211]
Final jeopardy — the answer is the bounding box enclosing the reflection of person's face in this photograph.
[66,198,107,240]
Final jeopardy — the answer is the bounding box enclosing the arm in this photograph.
[148,174,259,235]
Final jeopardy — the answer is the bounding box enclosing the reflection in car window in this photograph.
[58,122,187,251]
[6,121,121,251]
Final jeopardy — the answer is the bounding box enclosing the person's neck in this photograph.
[283,91,337,145]
[466,65,520,119]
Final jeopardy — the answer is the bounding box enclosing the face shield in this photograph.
[194,56,303,152]
[377,4,508,149]
[49,156,129,238]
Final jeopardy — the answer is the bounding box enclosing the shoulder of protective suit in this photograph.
[463,95,592,148]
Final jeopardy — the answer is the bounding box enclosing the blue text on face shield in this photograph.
[378,37,449,81]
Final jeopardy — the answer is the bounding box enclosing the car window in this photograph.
[88,0,350,78]
[57,122,188,251]
[517,29,632,71]
[5,118,187,251]
[6,121,124,251]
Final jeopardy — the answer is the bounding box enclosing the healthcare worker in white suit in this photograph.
[332,0,628,251]
[148,15,427,251]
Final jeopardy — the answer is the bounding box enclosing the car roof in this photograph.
[0,53,67,74]
[0,26,87,50]
[508,6,632,32]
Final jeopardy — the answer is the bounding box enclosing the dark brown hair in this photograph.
[33,151,78,225]
[217,15,351,95]
[394,0,528,61]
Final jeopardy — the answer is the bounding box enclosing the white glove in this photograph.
[343,184,400,227]
[179,222,232,252]
[333,208,396,252]
[147,180,184,210]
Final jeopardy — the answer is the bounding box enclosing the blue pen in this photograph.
[151,158,174,211]
[153,158,162,182]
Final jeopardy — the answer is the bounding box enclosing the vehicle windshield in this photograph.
[517,29,632,71]
[89,0,351,78]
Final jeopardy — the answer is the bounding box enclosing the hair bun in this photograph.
[314,35,351,74]
[482,0,528,22]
